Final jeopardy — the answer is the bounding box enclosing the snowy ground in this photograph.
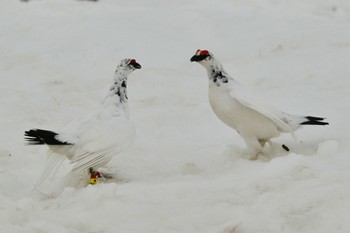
[1,0,350,232]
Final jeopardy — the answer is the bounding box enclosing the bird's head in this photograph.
[117,58,142,74]
[190,49,214,67]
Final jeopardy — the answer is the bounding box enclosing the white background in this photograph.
[1,0,350,232]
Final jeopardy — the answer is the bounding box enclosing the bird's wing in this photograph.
[70,151,113,172]
[56,111,97,145]
[69,115,135,171]
[34,152,66,190]
[228,85,295,134]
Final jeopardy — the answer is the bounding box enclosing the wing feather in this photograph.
[71,151,112,172]
[228,85,295,135]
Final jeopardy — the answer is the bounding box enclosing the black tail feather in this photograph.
[300,116,329,126]
[25,129,72,145]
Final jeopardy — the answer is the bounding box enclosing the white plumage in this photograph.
[25,58,141,188]
[191,49,328,159]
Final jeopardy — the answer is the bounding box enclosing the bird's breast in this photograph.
[208,86,240,129]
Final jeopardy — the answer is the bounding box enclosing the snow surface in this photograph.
[1,0,350,232]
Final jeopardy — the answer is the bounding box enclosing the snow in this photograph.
[1,0,350,232]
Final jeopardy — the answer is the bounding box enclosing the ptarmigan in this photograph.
[25,58,141,188]
[190,49,328,159]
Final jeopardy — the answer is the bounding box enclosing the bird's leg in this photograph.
[100,171,114,180]
[88,167,114,185]
[97,167,115,180]
[243,136,264,160]
[250,151,263,160]
[259,139,274,155]
[258,139,268,147]
[267,140,272,147]
[89,167,102,185]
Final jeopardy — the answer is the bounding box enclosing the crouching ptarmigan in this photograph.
[190,49,328,159]
[25,58,141,189]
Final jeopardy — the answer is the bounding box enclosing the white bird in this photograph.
[25,58,141,188]
[190,49,328,159]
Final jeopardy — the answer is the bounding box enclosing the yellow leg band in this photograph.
[89,178,97,185]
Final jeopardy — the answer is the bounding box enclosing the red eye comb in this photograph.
[195,49,209,56]
[130,59,136,63]
[200,50,209,56]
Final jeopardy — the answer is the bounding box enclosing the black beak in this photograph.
[190,54,208,62]
[131,62,142,69]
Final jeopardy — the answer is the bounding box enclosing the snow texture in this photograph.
[1,0,350,232]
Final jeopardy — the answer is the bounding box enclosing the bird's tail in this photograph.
[34,152,66,191]
[25,129,71,145]
[300,116,329,126]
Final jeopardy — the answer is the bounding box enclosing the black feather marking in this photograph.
[306,116,325,121]
[24,129,72,145]
[282,144,290,151]
[115,89,121,96]
[300,116,329,126]
[210,70,228,85]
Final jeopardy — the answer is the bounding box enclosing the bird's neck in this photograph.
[206,61,233,87]
[102,70,129,115]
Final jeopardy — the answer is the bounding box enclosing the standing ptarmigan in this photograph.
[190,49,328,159]
[25,58,141,188]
